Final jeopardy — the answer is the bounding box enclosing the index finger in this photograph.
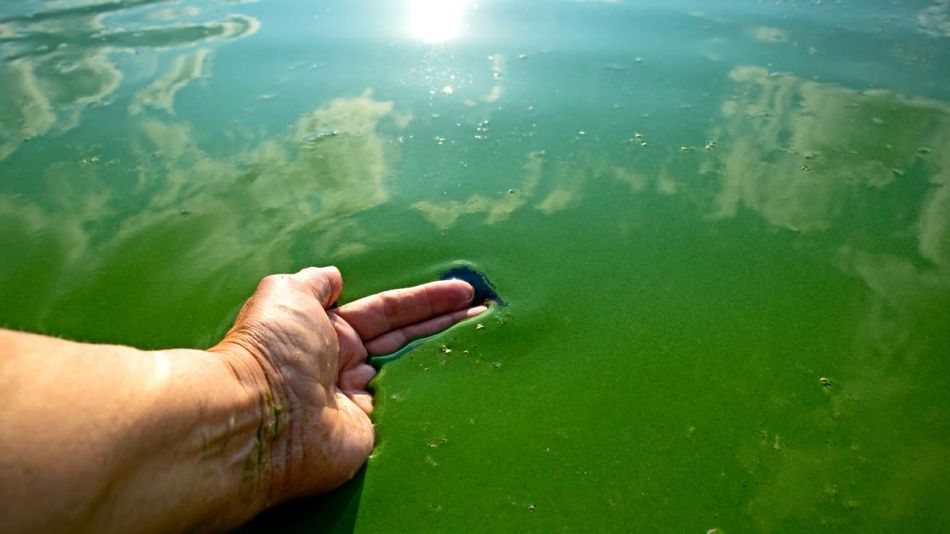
[334,280,475,341]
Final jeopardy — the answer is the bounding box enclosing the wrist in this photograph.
[206,340,292,508]
[137,346,283,531]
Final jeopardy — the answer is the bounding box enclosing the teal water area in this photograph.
[2,0,949,531]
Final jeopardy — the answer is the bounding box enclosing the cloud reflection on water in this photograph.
[0,89,408,333]
[698,65,950,528]
[707,65,950,279]
[0,0,258,160]
[708,66,947,233]
[918,0,950,37]
[129,48,212,115]
[403,65,950,523]
[117,89,404,265]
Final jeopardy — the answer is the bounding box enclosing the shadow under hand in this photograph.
[234,467,367,534]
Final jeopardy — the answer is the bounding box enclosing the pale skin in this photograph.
[0,266,486,533]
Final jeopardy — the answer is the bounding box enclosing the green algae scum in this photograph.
[2,0,949,531]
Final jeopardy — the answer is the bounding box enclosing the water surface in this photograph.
[1,0,949,531]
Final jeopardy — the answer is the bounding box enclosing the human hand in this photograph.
[210,266,485,504]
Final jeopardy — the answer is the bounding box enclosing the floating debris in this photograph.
[631,132,649,148]
[476,323,485,330]
[704,140,717,150]
[303,130,338,143]
[441,345,452,355]
[426,435,448,448]
[819,377,832,387]
[474,120,490,140]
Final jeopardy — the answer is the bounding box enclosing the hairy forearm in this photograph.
[0,329,273,533]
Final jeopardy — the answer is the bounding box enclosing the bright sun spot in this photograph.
[406,0,470,43]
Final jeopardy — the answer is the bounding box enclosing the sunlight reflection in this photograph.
[406,0,470,43]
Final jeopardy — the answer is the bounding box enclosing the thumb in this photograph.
[291,266,344,309]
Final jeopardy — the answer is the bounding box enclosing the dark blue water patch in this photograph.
[367,266,504,366]
[440,266,506,307]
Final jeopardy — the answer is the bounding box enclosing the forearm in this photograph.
[0,329,273,532]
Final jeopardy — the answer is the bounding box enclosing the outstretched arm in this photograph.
[0,266,485,533]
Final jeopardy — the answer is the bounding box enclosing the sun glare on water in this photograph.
[406,0,470,43]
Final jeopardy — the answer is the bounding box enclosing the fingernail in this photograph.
[455,283,475,305]
[466,305,488,317]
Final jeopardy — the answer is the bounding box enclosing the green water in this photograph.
[2,0,950,531]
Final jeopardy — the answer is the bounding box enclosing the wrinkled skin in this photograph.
[210,266,486,502]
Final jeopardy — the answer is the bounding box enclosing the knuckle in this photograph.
[296,266,321,278]
[289,268,330,298]
[258,273,287,291]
